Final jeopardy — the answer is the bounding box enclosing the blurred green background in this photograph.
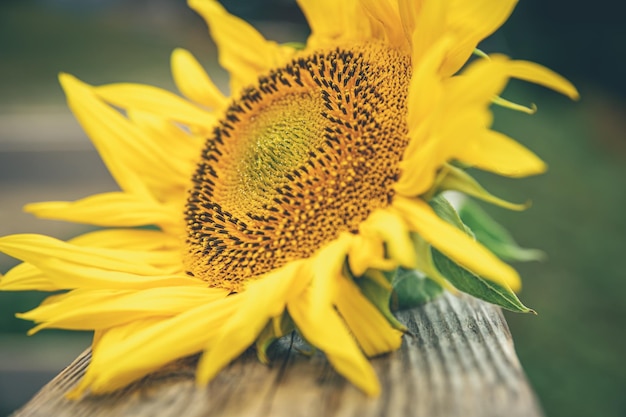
[0,1,624,416]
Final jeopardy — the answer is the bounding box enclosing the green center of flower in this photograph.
[185,43,411,291]
[230,92,327,212]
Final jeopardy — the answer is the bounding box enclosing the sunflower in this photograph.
[0,0,577,397]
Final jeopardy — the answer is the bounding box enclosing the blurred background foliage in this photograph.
[0,1,624,416]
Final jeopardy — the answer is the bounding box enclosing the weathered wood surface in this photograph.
[12,292,543,417]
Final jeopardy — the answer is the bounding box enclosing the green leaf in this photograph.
[427,194,534,313]
[432,249,534,313]
[438,164,529,211]
[391,268,444,311]
[459,200,545,262]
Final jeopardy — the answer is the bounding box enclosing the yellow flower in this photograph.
[0,0,577,397]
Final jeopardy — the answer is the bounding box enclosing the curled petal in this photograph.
[348,233,396,277]
[363,209,417,269]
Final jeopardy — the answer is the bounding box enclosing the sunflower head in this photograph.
[185,43,412,292]
[0,0,577,398]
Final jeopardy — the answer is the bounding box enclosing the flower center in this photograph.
[185,43,411,291]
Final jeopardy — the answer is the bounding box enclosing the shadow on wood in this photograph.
[12,292,543,417]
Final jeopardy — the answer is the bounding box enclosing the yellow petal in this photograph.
[504,58,579,100]
[0,235,201,291]
[288,286,381,396]
[392,196,521,291]
[360,0,403,46]
[406,110,486,182]
[26,262,197,290]
[24,192,178,228]
[395,138,447,197]
[20,286,227,333]
[62,76,194,201]
[0,234,167,277]
[443,60,511,110]
[409,0,446,65]
[60,76,194,203]
[308,235,352,319]
[171,48,227,109]
[69,228,180,251]
[196,261,306,384]
[440,0,518,76]
[348,233,396,277]
[406,36,451,142]
[67,317,177,397]
[0,263,54,291]
[59,73,152,198]
[126,109,200,163]
[298,0,373,48]
[396,0,418,43]
[123,110,197,203]
[450,55,578,107]
[95,83,216,130]
[297,0,340,44]
[80,296,243,395]
[456,130,547,177]
[363,210,417,269]
[189,0,293,94]
[1,227,184,291]
[68,229,183,272]
[335,275,403,357]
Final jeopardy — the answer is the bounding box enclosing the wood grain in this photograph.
[12,292,543,417]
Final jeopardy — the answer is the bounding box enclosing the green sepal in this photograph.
[432,248,534,313]
[459,200,545,262]
[282,41,306,50]
[391,268,443,311]
[472,48,489,59]
[255,311,295,364]
[357,269,406,331]
[438,164,529,211]
[429,194,473,233]
[492,96,537,114]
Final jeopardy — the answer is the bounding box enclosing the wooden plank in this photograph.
[12,292,543,417]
